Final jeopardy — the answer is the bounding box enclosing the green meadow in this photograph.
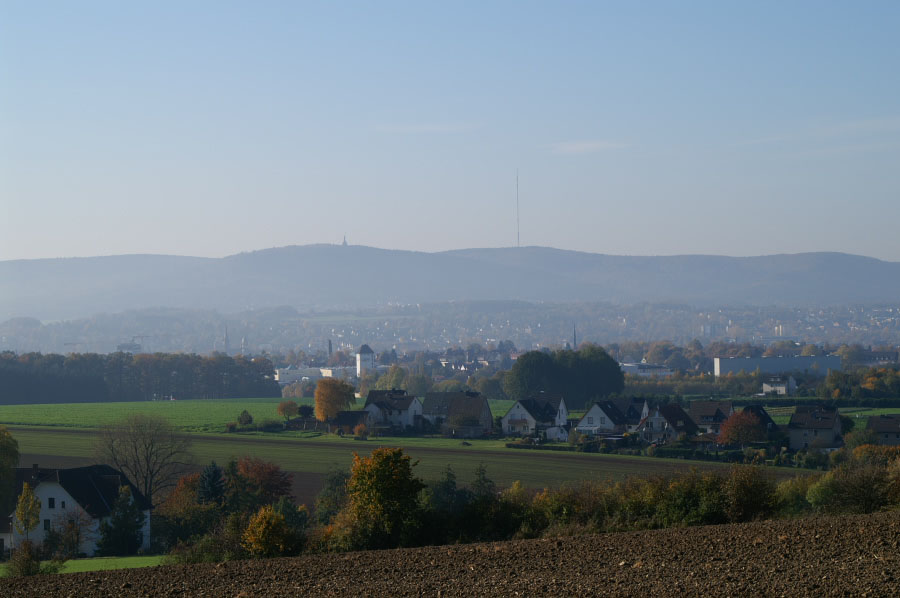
[0,397,518,433]
[1,556,165,578]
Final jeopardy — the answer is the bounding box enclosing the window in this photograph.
[600,417,606,425]
[48,497,55,509]
[61,501,66,509]
[44,519,50,531]
[587,417,594,425]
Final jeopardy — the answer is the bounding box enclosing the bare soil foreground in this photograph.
[5,511,900,597]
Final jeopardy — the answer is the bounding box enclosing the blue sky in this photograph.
[2,1,899,261]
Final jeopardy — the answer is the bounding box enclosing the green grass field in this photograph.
[0,555,165,577]
[9,424,804,492]
[0,397,517,432]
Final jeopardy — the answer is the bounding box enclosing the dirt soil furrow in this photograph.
[4,511,900,597]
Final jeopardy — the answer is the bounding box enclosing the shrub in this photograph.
[774,474,820,517]
[807,463,890,514]
[6,541,64,576]
[258,419,282,433]
[353,423,369,439]
[242,505,292,558]
[225,422,237,433]
[237,410,253,426]
[723,466,774,522]
[6,541,41,576]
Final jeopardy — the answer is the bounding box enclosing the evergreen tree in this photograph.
[96,486,145,556]
[197,461,225,505]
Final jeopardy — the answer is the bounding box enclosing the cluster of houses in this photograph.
[329,387,900,453]
[330,389,493,438]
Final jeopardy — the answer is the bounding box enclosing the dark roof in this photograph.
[867,414,900,434]
[332,410,371,427]
[422,391,489,423]
[612,398,648,424]
[688,401,733,423]
[364,389,410,406]
[514,399,560,424]
[358,344,374,354]
[657,404,699,435]
[368,397,417,412]
[2,464,150,532]
[742,404,778,429]
[788,405,840,431]
[586,400,628,426]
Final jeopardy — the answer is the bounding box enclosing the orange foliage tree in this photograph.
[335,448,425,550]
[717,411,765,447]
[242,505,291,558]
[314,378,355,421]
[277,400,299,422]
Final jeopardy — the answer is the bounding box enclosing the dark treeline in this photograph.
[0,352,281,405]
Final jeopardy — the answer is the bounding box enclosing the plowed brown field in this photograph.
[4,511,899,597]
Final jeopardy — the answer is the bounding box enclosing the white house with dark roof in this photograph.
[1,464,151,556]
[363,389,423,430]
[576,400,628,436]
[501,393,568,437]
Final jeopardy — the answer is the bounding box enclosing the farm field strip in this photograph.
[0,397,515,431]
[10,427,802,492]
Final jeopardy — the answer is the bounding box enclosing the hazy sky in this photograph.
[2,1,899,261]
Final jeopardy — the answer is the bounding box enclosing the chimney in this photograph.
[31,463,39,482]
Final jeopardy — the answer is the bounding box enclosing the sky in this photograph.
[2,1,899,262]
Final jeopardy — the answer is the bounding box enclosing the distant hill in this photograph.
[2,245,899,321]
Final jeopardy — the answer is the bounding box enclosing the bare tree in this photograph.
[95,414,191,507]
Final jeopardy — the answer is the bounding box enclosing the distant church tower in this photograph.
[240,336,247,355]
[342,234,348,247]
[356,344,375,377]
[223,325,230,355]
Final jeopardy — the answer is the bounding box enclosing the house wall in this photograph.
[5,482,104,555]
[788,422,840,451]
[875,431,900,446]
[638,411,676,444]
[576,404,619,435]
[555,401,569,427]
[501,402,537,435]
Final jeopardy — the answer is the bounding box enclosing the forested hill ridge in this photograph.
[2,245,900,321]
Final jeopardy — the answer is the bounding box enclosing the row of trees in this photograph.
[819,367,900,400]
[174,444,900,561]
[0,351,281,405]
[503,346,624,408]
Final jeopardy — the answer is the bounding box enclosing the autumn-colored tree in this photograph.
[277,400,299,422]
[14,482,41,541]
[353,423,368,438]
[241,505,291,558]
[224,457,294,514]
[314,378,355,421]
[334,448,425,550]
[155,473,221,547]
[717,411,765,448]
